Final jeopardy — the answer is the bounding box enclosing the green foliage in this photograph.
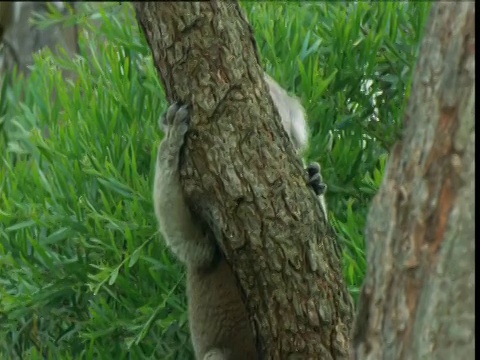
[1,3,190,359]
[0,2,431,358]
[245,1,431,301]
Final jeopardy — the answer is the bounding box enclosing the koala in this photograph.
[153,74,327,360]
[264,74,328,220]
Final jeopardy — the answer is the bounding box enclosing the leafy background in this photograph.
[0,2,431,359]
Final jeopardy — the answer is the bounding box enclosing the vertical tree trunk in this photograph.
[352,2,475,359]
[135,2,353,358]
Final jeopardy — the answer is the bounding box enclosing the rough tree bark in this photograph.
[352,2,475,359]
[135,2,353,359]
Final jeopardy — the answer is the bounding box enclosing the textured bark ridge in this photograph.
[352,3,475,359]
[135,2,353,358]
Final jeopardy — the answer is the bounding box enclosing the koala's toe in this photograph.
[307,162,321,177]
[160,103,191,134]
[174,104,191,125]
[312,182,327,196]
[164,102,182,126]
[308,172,327,195]
[308,172,321,184]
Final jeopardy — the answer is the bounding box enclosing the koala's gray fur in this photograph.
[153,74,327,359]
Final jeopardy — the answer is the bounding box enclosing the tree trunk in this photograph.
[352,2,475,359]
[135,2,353,358]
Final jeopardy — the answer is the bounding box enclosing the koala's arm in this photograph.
[153,104,217,269]
[265,74,329,220]
[154,76,328,272]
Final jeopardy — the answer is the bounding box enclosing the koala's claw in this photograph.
[309,174,327,195]
[157,103,192,164]
[160,103,190,131]
[307,162,327,196]
[160,102,191,142]
[307,162,321,177]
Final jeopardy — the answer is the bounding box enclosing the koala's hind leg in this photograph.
[153,103,217,268]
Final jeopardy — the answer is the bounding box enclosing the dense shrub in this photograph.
[0,2,431,358]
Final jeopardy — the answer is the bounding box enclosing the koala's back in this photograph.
[187,257,258,360]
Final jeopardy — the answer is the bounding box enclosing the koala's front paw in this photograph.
[307,162,327,196]
[160,102,191,143]
[157,103,191,164]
